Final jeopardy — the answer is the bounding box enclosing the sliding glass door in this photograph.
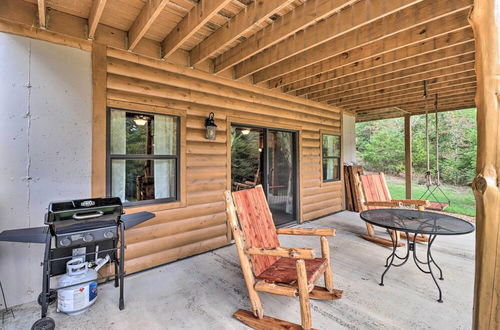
[231,125,298,226]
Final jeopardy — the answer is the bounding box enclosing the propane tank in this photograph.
[57,259,98,315]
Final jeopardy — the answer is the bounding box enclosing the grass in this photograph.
[384,176,476,217]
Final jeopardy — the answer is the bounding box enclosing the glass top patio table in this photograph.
[360,209,474,236]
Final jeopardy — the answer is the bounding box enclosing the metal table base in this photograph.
[379,231,444,303]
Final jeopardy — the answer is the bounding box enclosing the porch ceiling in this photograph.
[2,0,476,122]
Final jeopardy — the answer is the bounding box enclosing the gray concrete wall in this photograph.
[343,113,356,163]
[0,33,92,307]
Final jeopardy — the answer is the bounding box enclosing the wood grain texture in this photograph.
[255,257,327,284]
[468,1,500,328]
[232,186,281,275]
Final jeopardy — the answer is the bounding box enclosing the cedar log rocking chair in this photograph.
[354,172,430,247]
[224,186,342,329]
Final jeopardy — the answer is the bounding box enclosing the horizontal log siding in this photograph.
[105,48,343,274]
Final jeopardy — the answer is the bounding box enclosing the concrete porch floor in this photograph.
[2,211,475,330]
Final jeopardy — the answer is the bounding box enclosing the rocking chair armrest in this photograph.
[391,199,430,206]
[245,247,315,259]
[276,228,336,237]
[364,201,402,208]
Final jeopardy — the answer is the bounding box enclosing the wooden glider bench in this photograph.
[354,172,430,247]
[225,186,343,330]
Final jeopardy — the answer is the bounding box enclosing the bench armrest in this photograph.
[245,247,315,259]
[276,228,336,237]
[391,199,429,206]
[364,201,402,208]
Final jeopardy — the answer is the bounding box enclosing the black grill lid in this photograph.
[46,197,123,224]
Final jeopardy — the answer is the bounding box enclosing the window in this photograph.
[108,108,179,206]
[322,134,341,182]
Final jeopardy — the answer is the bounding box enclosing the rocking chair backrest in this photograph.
[359,173,392,208]
[231,185,280,276]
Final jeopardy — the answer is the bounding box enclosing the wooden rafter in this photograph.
[341,81,477,110]
[342,86,477,112]
[213,0,357,73]
[276,26,473,92]
[314,57,475,102]
[337,76,477,105]
[234,0,421,80]
[353,92,476,115]
[162,0,233,59]
[251,0,472,84]
[128,0,171,50]
[324,69,476,104]
[281,28,474,93]
[189,0,295,66]
[296,42,475,97]
[37,0,46,28]
[356,102,476,122]
[88,0,108,39]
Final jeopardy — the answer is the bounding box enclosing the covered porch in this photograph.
[3,211,475,329]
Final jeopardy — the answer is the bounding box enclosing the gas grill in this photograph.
[47,197,123,248]
[0,197,155,330]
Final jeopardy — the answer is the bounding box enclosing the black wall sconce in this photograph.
[205,112,217,140]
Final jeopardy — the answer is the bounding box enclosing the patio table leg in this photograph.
[426,235,443,303]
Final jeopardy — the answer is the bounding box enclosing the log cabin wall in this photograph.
[99,47,343,274]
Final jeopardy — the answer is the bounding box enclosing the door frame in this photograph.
[226,117,302,224]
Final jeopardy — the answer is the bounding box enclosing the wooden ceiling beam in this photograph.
[162,0,233,59]
[339,80,477,109]
[343,85,477,112]
[87,0,108,39]
[37,0,46,28]
[275,26,473,92]
[324,70,476,105]
[313,55,475,102]
[281,28,474,93]
[295,41,474,97]
[356,102,476,122]
[252,0,472,84]
[234,0,421,80]
[337,75,477,105]
[352,92,476,113]
[317,63,475,103]
[189,0,295,66]
[128,0,171,51]
[213,0,357,73]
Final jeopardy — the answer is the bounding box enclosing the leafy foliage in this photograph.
[356,108,477,186]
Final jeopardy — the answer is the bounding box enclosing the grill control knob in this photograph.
[60,238,71,247]
[104,231,114,239]
[83,234,94,243]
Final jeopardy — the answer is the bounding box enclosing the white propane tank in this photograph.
[57,259,98,315]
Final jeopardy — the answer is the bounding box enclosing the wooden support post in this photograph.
[320,236,334,292]
[404,115,412,199]
[468,1,500,329]
[296,259,312,330]
[91,43,107,197]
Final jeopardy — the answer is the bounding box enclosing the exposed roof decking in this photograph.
[6,0,476,121]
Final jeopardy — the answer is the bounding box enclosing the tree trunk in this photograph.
[468,1,500,329]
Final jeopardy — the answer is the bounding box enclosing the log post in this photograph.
[404,115,412,199]
[468,1,500,329]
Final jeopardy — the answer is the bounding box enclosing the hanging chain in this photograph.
[434,94,440,186]
[423,80,432,187]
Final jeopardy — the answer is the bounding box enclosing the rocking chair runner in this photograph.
[225,186,342,329]
[354,172,430,247]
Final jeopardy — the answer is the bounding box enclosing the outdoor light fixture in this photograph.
[241,129,251,135]
[205,112,217,140]
[134,115,148,126]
